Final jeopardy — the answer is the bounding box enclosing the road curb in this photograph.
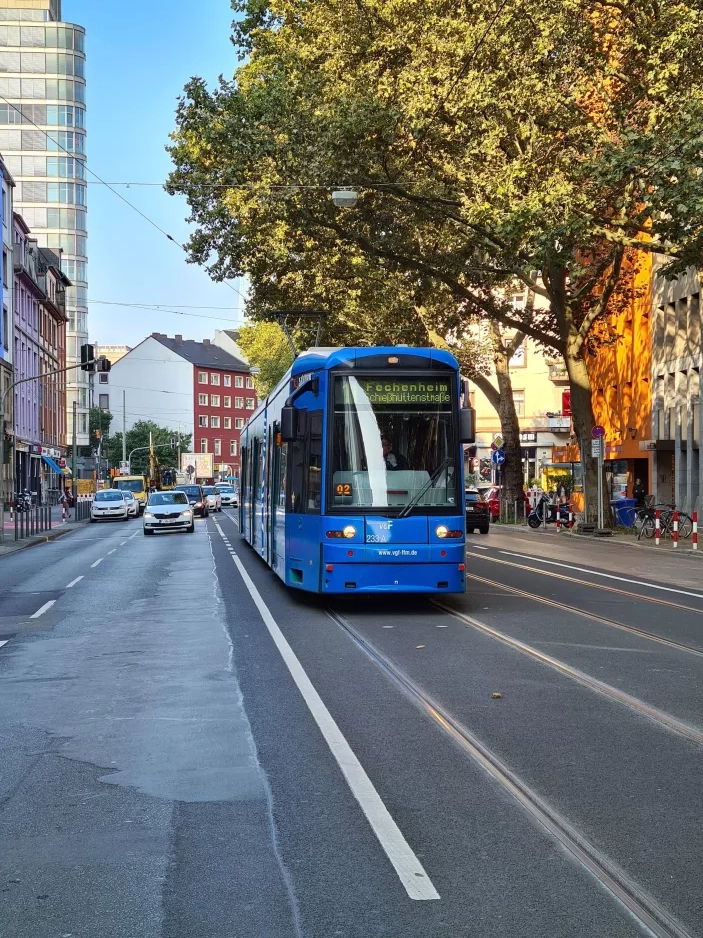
[0,521,88,558]
[492,522,703,556]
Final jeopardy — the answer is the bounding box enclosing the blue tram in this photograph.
[239,346,475,594]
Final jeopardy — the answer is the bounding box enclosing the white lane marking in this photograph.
[471,545,489,550]
[0,640,8,648]
[30,599,56,619]
[66,576,84,588]
[215,525,439,901]
[129,530,140,539]
[120,541,128,546]
[108,549,116,555]
[91,558,104,568]
[499,550,703,601]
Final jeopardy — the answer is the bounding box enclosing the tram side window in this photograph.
[289,411,306,514]
[307,411,323,514]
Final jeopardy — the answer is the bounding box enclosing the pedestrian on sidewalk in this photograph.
[633,478,646,508]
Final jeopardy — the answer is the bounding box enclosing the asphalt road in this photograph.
[1,514,701,938]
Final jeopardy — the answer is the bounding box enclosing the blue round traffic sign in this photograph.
[592,425,605,439]
[491,449,506,466]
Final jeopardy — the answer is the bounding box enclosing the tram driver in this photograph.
[381,436,408,471]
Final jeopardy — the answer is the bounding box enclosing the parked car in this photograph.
[484,485,530,521]
[465,488,491,534]
[122,490,139,518]
[214,483,238,507]
[90,490,129,522]
[202,485,222,513]
[172,484,209,517]
[143,491,195,535]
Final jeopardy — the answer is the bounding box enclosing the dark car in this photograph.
[172,484,209,518]
[465,488,491,534]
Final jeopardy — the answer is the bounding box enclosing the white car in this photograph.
[143,491,195,535]
[215,483,238,507]
[122,490,139,518]
[90,490,129,522]
[202,486,222,512]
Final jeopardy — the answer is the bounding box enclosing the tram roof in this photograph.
[290,346,459,376]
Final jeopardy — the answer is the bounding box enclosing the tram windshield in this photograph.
[330,375,459,510]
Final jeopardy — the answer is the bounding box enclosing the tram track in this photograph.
[325,607,696,938]
[463,571,703,660]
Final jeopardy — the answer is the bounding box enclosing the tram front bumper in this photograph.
[320,543,466,593]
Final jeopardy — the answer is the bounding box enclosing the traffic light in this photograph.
[95,357,111,373]
[80,343,95,372]
[170,438,177,450]
[1,435,8,465]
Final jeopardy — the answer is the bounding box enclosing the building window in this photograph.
[223,417,231,429]
[246,377,254,389]
[98,394,109,409]
[235,396,244,408]
[210,394,220,407]
[230,440,238,456]
[210,416,220,428]
[210,373,220,386]
[223,375,231,387]
[235,418,244,430]
[235,375,243,388]
[200,438,208,453]
[513,390,525,417]
[246,398,255,410]
[99,373,108,384]
[214,439,221,456]
[198,415,208,427]
[198,393,207,405]
[223,396,231,408]
[198,371,207,384]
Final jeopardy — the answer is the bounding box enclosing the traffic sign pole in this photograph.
[592,426,605,528]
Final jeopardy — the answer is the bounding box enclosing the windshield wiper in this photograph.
[397,457,454,519]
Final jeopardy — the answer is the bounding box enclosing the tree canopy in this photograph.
[106,421,192,476]
[167,0,703,513]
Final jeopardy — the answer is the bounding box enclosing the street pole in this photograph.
[597,441,604,529]
[122,390,126,463]
[71,399,77,506]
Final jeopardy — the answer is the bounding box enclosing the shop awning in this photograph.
[41,454,67,475]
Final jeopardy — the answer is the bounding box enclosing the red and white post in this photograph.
[556,511,561,533]
[655,509,661,546]
[568,509,574,530]
[9,499,13,522]
[693,511,698,551]
[673,509,679,549]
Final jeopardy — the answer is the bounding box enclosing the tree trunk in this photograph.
[564,348,599,523]
[493,341,524,507]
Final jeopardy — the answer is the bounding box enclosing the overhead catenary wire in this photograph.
[0,94,247,304]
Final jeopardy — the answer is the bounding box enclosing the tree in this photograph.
[236,322,294,396]
[79,407,113,458]
[168,0,703,516]
[106,421,192,476]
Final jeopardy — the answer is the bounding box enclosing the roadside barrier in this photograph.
[693,512,698,551]
[13,504,52,542]
[655,509,660,546]
[673,510,679,549]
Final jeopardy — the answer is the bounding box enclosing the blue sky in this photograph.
[67,0,245,347]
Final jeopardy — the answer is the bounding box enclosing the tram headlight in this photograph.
[436,525,449,538]
[343,525,356,538]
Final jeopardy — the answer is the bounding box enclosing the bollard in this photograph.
[9,499,13,523]
[48,504,52,530]
[556,511,561,533]
[693,511,698,551]
[14,505,18,541]
[655,509,661,546]
[568,510,574,530]
[514,499,518,525]
[673,509,679,549]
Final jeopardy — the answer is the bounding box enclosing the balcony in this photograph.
[548,362,569,383]
[547,415,572,431]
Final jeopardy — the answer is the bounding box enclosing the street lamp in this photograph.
[330,187,358,208]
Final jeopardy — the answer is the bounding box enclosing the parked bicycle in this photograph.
[634,501,693,540]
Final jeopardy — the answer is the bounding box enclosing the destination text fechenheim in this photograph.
[361,381,451,404]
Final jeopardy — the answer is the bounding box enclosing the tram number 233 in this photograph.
[335,483,353,496]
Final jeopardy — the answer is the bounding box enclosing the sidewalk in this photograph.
[493,520,702,555]
[0,512,86,558]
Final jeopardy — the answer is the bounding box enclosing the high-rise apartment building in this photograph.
[0,0,88,446]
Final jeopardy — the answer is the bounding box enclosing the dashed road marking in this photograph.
[0,640,8,648]
[30,600,56,619]
[66,576,84,588]
[108,549,116,555]
[213,521,439,901]
[91,558,103,568]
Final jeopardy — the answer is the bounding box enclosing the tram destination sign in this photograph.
[360,379,451,405]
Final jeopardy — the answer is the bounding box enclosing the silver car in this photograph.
[143,491,194,535]
[90,490,129,522]
[215,483,238,507]
[202,485,222,512]
[122,490,139,518]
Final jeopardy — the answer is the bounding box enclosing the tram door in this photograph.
[269,423,286,573]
